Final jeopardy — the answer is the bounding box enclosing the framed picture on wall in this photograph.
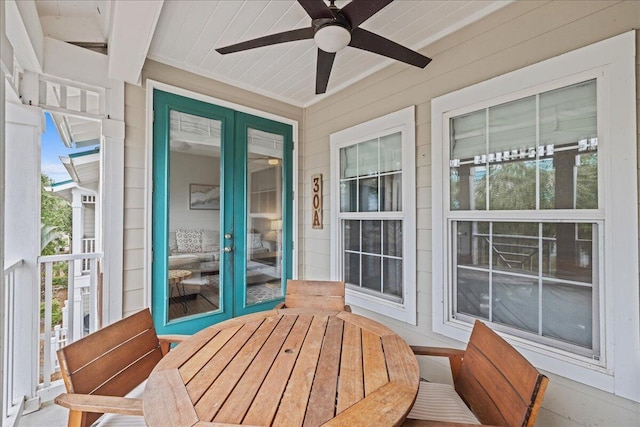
[189,184,220,210]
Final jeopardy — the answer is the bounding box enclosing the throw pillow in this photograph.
[202,229,219,252]
[176,229,202,253]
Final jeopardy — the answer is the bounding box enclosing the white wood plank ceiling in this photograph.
[35,0,511,107]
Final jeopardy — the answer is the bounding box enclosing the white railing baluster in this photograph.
[89,258,98,333]
[67,261,75,343]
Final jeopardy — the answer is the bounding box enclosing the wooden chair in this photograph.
[404,320,548,427]
[54,308,186,427]
[274,279,351,311]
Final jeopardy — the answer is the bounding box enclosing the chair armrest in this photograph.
[54,393,143,416]
[410,346,465,380]
[158,334,189,355]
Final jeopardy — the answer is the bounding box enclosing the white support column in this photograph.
[101,81,125,326]
[4,102,44,412]
[71,189,84,275]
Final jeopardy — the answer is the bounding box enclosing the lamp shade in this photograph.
[314,25,351,53]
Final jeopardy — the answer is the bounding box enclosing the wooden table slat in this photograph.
[322,382,417,427]
[209,310,277,331]
[194,422,262,427]
[304,316,344,426]
[336,321,364,414]
[336,311,395,337]
[180,326,242,383]
[362,329,389,395]
[187,318,266,403]
[272,314,330,427]
[196,315,282,421]
[243,314,314,426]
[382,335,421,388]
[214,314,297,424]
[144,369,199,427]
[155,327,221,372]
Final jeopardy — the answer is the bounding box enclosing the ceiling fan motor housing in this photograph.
[313,13,352,53]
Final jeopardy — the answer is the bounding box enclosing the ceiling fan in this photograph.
[216,0,432,95]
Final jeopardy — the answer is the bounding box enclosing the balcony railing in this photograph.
[81,238,96,272]
[38,252,102,394]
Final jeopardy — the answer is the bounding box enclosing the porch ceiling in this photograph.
[34,0,511,107]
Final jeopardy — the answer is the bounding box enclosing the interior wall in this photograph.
[169,152,220,231]
[300,1,640,426]
[122,60,303,315]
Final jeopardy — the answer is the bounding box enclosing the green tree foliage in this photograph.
[40,299,63,327]
[41,174,71,255]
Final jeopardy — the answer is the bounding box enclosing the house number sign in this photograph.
[312,174,323,229]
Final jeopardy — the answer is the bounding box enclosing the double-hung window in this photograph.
[432,32,639,401]
[331,107,416,324]
[450,79,600,358]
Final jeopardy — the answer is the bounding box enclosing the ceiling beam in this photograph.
[107,0,164,85]
[4,0,43,73]
[44,37,110,89]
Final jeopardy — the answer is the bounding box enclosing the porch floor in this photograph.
[20,400,67,426]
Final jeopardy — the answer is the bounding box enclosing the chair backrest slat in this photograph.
[284,280,347,311]
[454,321,548,427]
[67,328,162,394]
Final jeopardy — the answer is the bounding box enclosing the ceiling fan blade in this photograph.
[349,28,431,68]
[297,0,333,19]
[340,0,394,28]
[216,27,314,54]
[316,49,336,94]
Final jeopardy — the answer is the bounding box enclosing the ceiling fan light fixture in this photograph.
[314,24,351,53]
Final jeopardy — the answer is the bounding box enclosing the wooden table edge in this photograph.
[322,382,418,427]
[144,368,199,427]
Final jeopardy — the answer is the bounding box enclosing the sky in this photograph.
[41,113,78,183]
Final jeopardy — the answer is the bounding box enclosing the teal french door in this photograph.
[152,90,293,334]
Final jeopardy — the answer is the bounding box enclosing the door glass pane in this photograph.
[246,128,284,305]
[168,111,221,320]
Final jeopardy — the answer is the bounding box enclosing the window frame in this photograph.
[432,32,639,401]
[330,106,417,325]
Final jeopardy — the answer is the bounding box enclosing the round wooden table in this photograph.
[143,308,419,426]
